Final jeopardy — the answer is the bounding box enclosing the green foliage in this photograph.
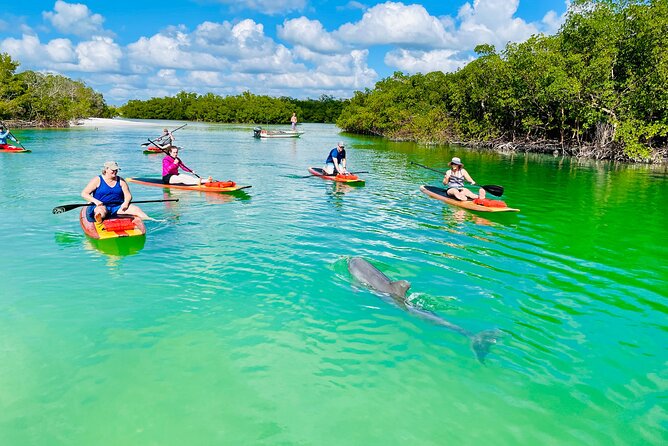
[337,0,668,161]
[118,91,347,124]
[0,52,112,123]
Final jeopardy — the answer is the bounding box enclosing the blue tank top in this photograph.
[93,175,124,204]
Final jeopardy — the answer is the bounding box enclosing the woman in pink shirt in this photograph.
[162,147,211,186]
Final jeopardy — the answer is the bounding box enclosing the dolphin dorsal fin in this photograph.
[391,280,411,298]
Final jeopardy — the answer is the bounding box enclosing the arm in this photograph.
[119,179,132,212]
[462,169,475,185]
[81,177,103,206]
[442,170,451,187]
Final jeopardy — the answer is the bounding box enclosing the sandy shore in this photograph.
[76,118,156,127]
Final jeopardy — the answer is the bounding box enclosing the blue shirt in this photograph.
[0,130,17,145]
[325,147,345,164]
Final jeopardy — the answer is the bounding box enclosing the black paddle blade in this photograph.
[52,203,88,214]
[481,184,504,197]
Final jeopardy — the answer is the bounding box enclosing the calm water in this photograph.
[0,121,666,445]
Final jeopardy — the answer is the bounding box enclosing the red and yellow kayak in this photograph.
[0,144,30,153]
[79,207,146,239]
[308,167,365,184]
[420,185,520,212]
[127,177,251,192]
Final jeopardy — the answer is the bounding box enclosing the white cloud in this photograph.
[278,17,342,53]
[75,36,122,72]
[189,71,224,86]
[42,0,110,38]
[45,38,76,63]
[208,0,307,15]
[542,1,570,34]
[1,34,78,67]
[455,0,539,49]
[337,2,455,48]
[384,48,473,74]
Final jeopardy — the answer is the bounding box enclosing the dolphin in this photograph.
[347,257,501,363]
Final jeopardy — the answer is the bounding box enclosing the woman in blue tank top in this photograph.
[81,161,150,222]
[443,157,486,201]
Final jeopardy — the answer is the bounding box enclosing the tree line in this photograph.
[336,0,668,162]
[0,53,113,126]
[118,91,347,125]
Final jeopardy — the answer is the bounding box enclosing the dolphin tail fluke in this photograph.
[470,329,503,364]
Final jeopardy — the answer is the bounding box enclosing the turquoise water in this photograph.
[1,121,666,445]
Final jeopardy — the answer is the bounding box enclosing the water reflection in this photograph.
[449,208,493,226]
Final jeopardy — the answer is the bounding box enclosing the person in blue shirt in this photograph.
[323,141,348,175]
[81,161,151,222]
[0,125,19,146]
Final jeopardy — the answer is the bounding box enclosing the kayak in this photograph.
[308,167,365,184]
[127,177,251,192]
[143,146,163,154]
[420,185,520,212]
[79,207,146,239]
[0,144,30,153]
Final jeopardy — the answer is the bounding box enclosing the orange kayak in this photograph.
[0,144,30,153]
[420,185,519,212]
[79,207,146,239]
[127,177,251,192]
[308,167,365,183]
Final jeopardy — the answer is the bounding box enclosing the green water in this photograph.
[1,121,666,445]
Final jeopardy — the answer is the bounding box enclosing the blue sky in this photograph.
[0,0,570,105]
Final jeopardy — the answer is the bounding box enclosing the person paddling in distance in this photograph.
[0,124,19,147]
[81,161,152,222]
[155,128,175,149]
[443,157,486,201]
[162,146,212,186]
[324,141,348,175]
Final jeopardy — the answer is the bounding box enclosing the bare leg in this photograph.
[447,188,470,201]
[123,204,164,222]
[169,174,200,186]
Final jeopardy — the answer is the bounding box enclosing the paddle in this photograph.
[141,124,187,146]
[52,199,179,214]
[147,138,200,178]
[410,161,504,197]
[0,121,28,151]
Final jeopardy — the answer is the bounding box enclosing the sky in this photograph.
[0,0,570,105]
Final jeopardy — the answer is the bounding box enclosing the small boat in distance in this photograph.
[253,127,304,138]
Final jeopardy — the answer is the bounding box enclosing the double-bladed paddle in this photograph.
[52,198,179,214]
[141,124,187,146]
[410,161,504,197]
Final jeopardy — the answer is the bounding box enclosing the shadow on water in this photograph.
[54,231,146,257]
[86,235,146,257]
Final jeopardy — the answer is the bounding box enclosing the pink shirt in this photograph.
[162,156,181,176]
